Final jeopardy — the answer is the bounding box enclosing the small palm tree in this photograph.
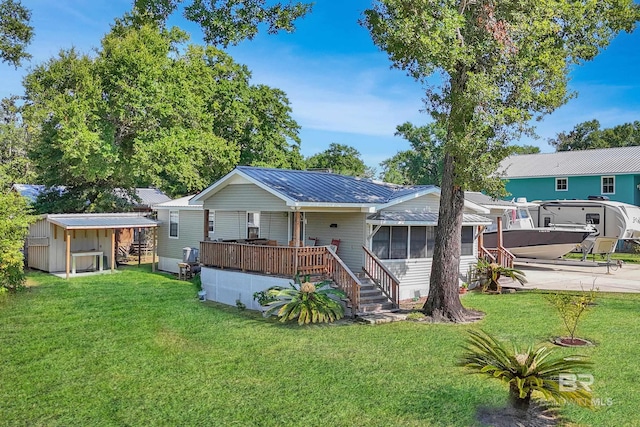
[474,258,527,293]
[460,330,593,412]
[264,277,346,325]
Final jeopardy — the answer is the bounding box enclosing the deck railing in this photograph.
[482,246,515,268]
[362,246,399,308]
[199,241,362,311]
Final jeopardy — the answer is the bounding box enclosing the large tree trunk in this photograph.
[422,152,476,322]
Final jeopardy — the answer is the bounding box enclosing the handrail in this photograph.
[362,246,399,308]
[325,246,361,312]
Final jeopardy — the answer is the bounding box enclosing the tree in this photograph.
[509,144,540,155]
[306,143,373,177]
[364,0,639,321]
[0,96,33,185]
[23,19,302,211]
[0,0,33,68]
[549,119,640,151]
[133,0,312,47]
[0,189,30,292]
[380,122,444,185]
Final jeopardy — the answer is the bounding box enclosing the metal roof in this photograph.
[153,195,202,210]
[499,146,640,178]
[133,188,171,206]
[464,192,515,209]
[367,211,492,225]
[13,184,170,207]
[236,166,436,204]
[45,213,158,230]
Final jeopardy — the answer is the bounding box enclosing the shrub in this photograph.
[0,190,30,292]
[252,288,280,306]
[473,258,526,293]
[264,276,346,325]
[546,287,597,342]
[460,330,593,413]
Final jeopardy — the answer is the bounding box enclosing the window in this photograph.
[410,227,427,258]
[208,211,215,233]
[586,213,600,225]
[556,177,568,191]
[169,211,179,238]
[602,176,615,194]
[461,226,474,256]
[372,226,390,259]
[247,212,260,239]
[543,217,551,227]
[390,226,408,259]
[372,226,438,260]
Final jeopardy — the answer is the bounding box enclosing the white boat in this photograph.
[528,196,640,255]
[466,193,595,259]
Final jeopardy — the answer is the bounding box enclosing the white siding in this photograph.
[47,226,113,273]
[211,211,243,240]
[158,256,182,274]
[27,219,51,271]
[305,212,367,272]
[258,212,289,244]
[203,184,287,211]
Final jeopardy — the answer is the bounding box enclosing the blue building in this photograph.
[498,146,640,205]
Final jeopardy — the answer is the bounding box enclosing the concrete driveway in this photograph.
[505,261,640,293]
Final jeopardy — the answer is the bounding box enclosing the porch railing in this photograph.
[199,241,362,312]
[362,246,399,308]
[482,246,515,268]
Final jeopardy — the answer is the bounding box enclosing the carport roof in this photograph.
[45,213,158,230]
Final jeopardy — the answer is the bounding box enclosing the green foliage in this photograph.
[235,299,246,311]
[133,0,312,47]
[406,311,426,321]
[0,190,30,291]
[252,288,280,306]
[0,96,34,186]
[460,330,593,411]
[549,119,640,151]
[473,258,527,293]
[264,276,346,325]
[380,122,444,185]
[306,143,373,177]
[547,289,597,341]
[0,0,33,67]
[23,20,301,210]
[509,144,541,155]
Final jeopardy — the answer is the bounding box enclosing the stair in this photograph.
[356,276,396,314]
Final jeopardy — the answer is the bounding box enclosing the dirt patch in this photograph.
[477,402,563,427]
[553,337,594,347]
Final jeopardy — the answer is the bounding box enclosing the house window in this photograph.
[461,226,474,256]
[410,226,427,258]
[602,176,615,194]
[390,226,408,259]
[372,226,390,259]
[372,226,438,260]
[208,211,215,234]
[169,211,179,238]
[556,177,568,191]
[247,212,260,239]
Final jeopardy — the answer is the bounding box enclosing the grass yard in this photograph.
[1,266,639,426]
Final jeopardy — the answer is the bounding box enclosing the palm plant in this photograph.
[264,276,346,325]
[460,330,593,412]
[474,258,527,293]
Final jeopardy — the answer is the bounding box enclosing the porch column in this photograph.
[293,210,301,247]
[477,225,484,253]
[152,227,156,272]
[203,209,210,240]
[65,229,71,279]
[496,217,503,265]
[111,229,116,272]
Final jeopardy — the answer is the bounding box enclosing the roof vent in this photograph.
[587,195,610,201]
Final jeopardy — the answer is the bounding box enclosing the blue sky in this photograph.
[2,1,640,171]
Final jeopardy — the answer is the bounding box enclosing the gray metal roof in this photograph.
[367,211,492,225]
[237,166,436,204]
[133,188,171,206]
[153,195,202,209]
[499,146,640,178]
[464,192,515,209]
[46,213,158,230]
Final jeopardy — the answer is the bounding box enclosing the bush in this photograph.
[0,190,30,292]
[546,287,597,341]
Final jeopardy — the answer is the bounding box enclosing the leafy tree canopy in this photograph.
[306,143,373,177]
[133,0,312,47]
[0,189,30,291]
[509,144,541,155]
[0,0,33,68]
[0,96,33,186]
[23,18,301,212]
[549,119,640,151]
[364,0,639,321]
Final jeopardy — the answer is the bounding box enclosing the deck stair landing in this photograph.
[356,274,396,314]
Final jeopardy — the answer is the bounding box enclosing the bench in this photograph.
[71,251,104,274]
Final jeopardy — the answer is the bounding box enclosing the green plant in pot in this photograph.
[264,275,346,325]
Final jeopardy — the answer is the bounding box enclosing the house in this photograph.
[154,166,492,312]
[27,213,158,279]
[498,146,640,205]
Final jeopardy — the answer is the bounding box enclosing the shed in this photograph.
[27,213,158,279]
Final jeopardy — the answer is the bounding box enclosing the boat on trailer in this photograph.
[528,196,640,256]
[466,193,595,260]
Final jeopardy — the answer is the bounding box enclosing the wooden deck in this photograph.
[199,241,362,311]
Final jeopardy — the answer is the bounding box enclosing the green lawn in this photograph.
[1,267,638,426]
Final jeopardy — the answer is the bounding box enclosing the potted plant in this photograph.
[459,282,469,294]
